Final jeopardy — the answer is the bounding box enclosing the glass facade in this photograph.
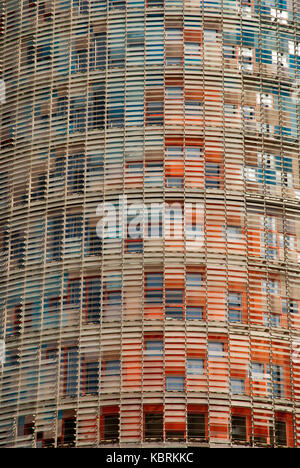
[0,0,300,447]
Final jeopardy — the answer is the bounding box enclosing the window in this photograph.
[107,101,124,128]
[31,174,46,201]
[74,0,89,14]
[205,163,221,188]
[166,430,184,441]
[36,44,51,63]
[144,413,163,441]
[126,239,143,253]
[145,340,163,356]
[243,106,255,120]
[145,161,164,186]
[262,279,279,295]
[105,290,121,320]
[147,0,164,6]
[166,177,183,188]
[6,304,20,338]
[166,56,182,66]
[228,292,242,323]
[90,86,105,130]
[47,297,60,327]
[187,413,205,440]
[185,100,203,117]
[261,223,279,260]
[70,99,86,132]
[270,8,288,25]
[66,215,82,239]
[240,48,254,72]
[185,147,202,159]
[166,86,183,99]
[55,97,67,118]
[147,207,163,238]
[47,216,63,261]
[103,360,120,376]
[127,162,143,177]
[226,226,242,241]
[231,378,245,395]
[126,210,143,253]
[127,33,144,49]
[224,104,238,116]
[264,313,280,327]
[27,40,35,65]
[74,49,87,72]
[64,346,78,397]
[103,414,119,441]
[232,415,247,442]
[84,361,98,394]
[166,28,182,41]
[109,0,125,9]
[271,420,287,447]
[282,170,293,188]
[44,347,57,363]
[279,233,295,250]
[68,154,84,193]
[204,29,218,42]
[186,306,203,320]
[252,362,266,381]
[23,303,33,331]
[91,33,106,70]
[85,222,102,255]
[241,3,252,18]
[52,156,65,179]
[146,102,163,125]
[257,93,273,108]
[108,47,125,67]
[59,414,76,447]
[166,376,184,391]
[252,362,284,398]
[258,153,276,170]
[165,289,184,319]
[245,166,257,182]
[269,365,284,398]
[69,279,80,305]
[187,359,204,375]
[11,305,22,336]
[289,41,300,56]
[86,278,101,323]
[17,415,34,436]
[186,273,202,289]
[223,45,236,59]
[145,273,163,303]
[282,299,298,315]
[208,341,225,358]
[185,42,201,55]
[258,123,274,135]
[10,231,25,266]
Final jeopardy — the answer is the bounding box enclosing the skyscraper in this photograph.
[0,0,300,448]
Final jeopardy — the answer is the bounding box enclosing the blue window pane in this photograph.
[186,273,202,288]
[187,359,204,375]
[145,340,163,356]
[186,306,203,320]
[166,376,184,391]
[104,360,120,376]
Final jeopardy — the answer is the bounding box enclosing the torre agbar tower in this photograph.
[2,0,300,450]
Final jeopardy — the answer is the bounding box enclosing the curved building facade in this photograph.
[1,0,300,448]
